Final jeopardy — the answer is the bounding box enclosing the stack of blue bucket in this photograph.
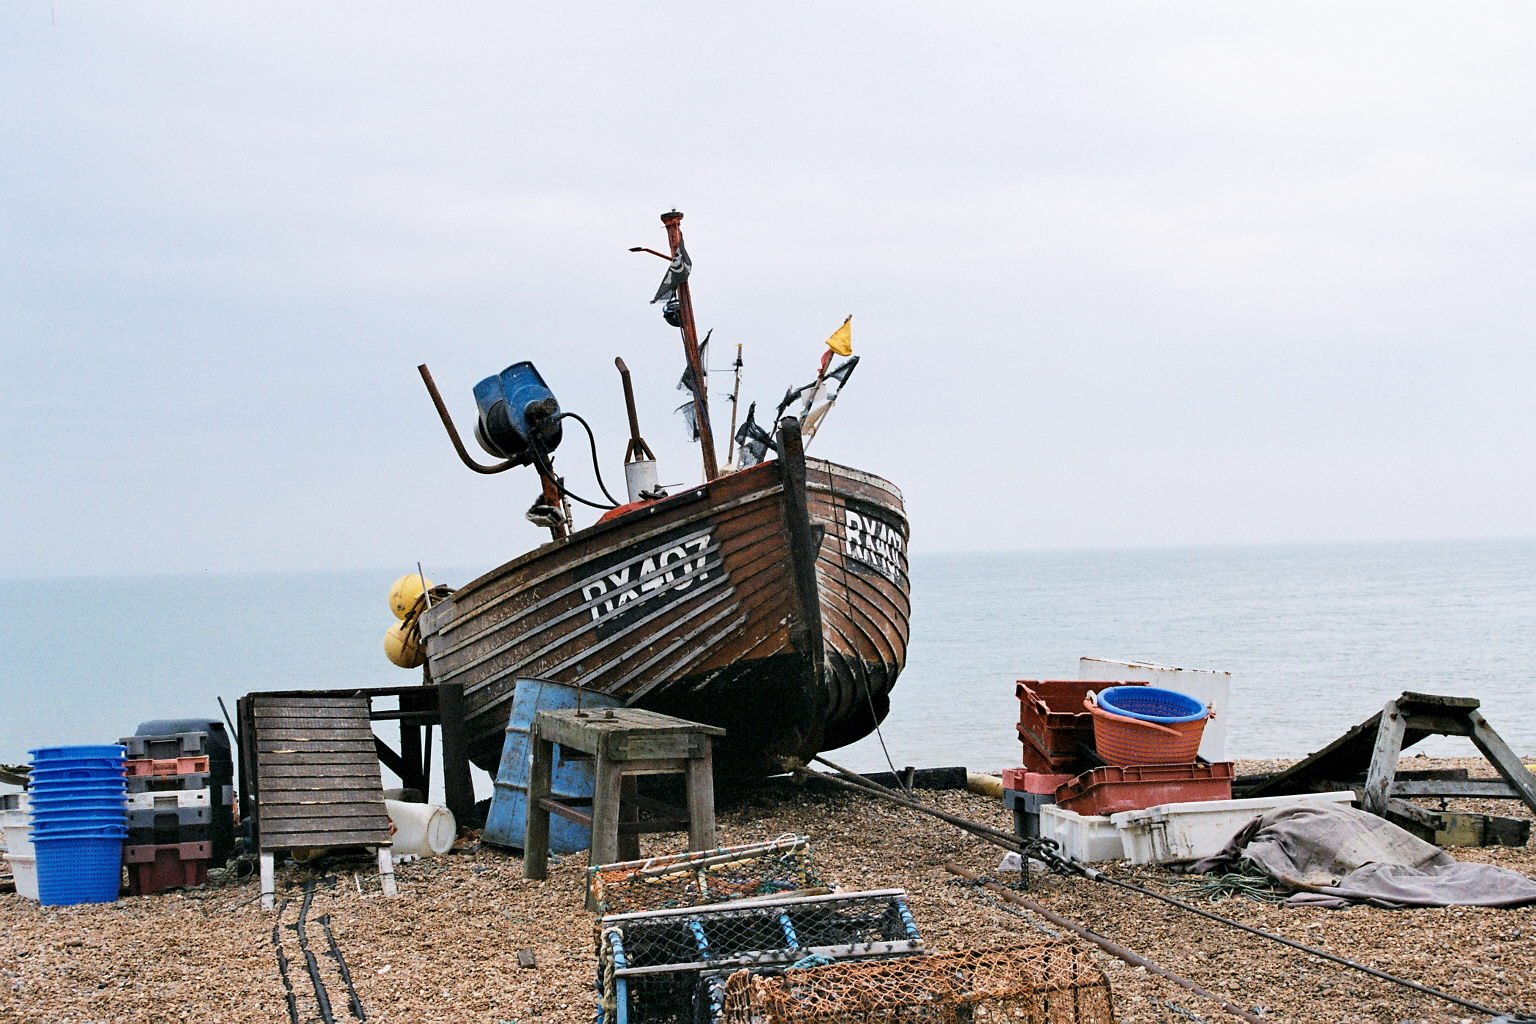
[28,745,128,906]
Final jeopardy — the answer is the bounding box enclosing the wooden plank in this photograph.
[1397,692,1480,711]
[257,743,378,758]
[252,708,371,723]
[1390,779,1523,799]
[1466,710,1536,816]
[259,792,390,810]
[523,736,554,880]
[1362,701,1407,817]
[259,774,385,791]
[253,697,375,710]
[252,727,376,742]
[261,810,390,822]
[260,829,390,849]
[258,763,383,779]
[686,744,716,851]
[256,751,380,767]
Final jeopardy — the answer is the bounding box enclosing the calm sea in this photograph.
[3,540,1533,789]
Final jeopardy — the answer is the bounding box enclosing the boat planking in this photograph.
[420,420,909,778]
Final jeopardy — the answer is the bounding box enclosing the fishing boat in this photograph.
[410,211,910,777]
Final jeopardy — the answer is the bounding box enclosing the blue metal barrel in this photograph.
[482,678,620,853]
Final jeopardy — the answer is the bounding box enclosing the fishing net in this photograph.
[597,889,923,1024]
[589,837,824,916]
[716,945,1117,1024]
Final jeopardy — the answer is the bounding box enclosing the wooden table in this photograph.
[522,707,725,880]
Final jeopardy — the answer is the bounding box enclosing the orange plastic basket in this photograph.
[1085,697,1209,766]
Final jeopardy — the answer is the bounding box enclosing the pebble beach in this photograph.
[2,757,1534,1024]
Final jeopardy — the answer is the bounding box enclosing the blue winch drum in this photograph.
[482,677,621,854]
[472,361,562,464]
[1093,685,1209,724]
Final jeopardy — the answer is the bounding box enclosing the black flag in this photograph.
[651,241,691,305]
[733,401,777,468]
[674,329,712,440]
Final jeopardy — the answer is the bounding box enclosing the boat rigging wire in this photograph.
[801,759,1522,1021]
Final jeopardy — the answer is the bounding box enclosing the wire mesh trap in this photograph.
[717,945,1118,1024]
[598,889,924,1024]
[589,836,823,916]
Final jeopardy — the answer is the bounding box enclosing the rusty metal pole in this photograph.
[660,210,719,481]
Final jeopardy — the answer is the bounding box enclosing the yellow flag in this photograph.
[823,315,852,357]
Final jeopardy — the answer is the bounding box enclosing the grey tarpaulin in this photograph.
[1189,802,1536,909]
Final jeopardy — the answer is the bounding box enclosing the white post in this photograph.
[378,846,397,897]
[260,852,276,911]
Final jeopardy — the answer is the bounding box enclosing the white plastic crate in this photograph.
[1110,791,1357,866]
[4,852,39,901]
[1,799,32,856]
[1039,805,1124,863]
[128,789,210,811]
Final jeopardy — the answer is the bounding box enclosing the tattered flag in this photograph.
[651,241,692,305]
[674,329,711,441]
[734,401,777,468]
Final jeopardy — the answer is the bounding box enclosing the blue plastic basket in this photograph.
[29,810,127,827]
[28,764,126,782]
[27,792,127,807]
[30,817,127,836]
[1094,686,1208,724]
[33,835,125,905]
[29,745,127,763]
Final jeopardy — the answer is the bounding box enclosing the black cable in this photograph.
[293,883,337,1024]
[270,901,301,1024]
[318,914,367,1021]
[557,411,624,507]
[529,445,616,511]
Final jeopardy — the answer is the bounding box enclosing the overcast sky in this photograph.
[4,2,1533,579]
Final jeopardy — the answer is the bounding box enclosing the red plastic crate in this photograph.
[123,841,211,896]
[1001,768,1074,795]
[125,756,210,778]
[1053,762,1235,816]
[1016,680,1145,771]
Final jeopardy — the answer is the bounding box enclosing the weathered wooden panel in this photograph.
[250,693,391,851]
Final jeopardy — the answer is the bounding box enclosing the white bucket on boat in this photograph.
[624,458,658,502]
[384,800,455,857]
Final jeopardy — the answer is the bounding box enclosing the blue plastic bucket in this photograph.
[33,836,124,905]
[1093,686,1208,724]
[482,678,621,853]
[29,745,127,763]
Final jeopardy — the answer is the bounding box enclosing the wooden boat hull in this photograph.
[419,427,910,777]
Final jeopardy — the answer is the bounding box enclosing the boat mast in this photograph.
[660,210,720,481]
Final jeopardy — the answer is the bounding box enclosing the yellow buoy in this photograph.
[388,572,433,620]
[384,620,425,668]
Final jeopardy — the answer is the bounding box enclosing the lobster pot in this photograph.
[598,889,923,1024]
[588,836,820,916]
[718,945,1117,1024]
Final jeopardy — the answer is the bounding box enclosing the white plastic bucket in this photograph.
[384,800,455,856]
[5,852,39,901]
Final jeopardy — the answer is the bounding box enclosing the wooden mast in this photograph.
[660,210,719,481]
